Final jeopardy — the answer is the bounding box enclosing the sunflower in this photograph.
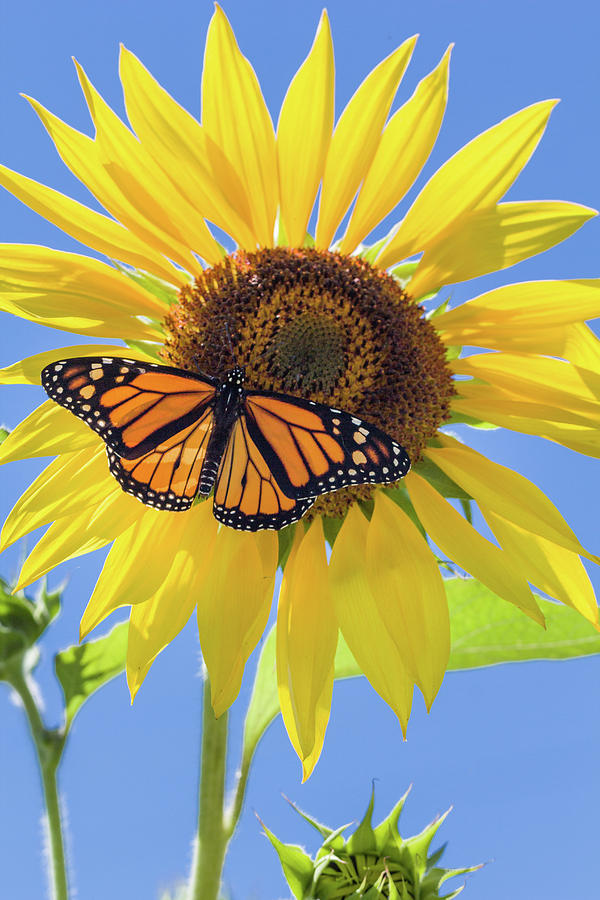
[0,6,598,778]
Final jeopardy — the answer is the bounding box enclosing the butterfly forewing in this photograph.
[41,356,218,459]
[243,392,410,499]
[213,414,316,530]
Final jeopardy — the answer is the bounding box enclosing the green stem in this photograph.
[8,661,67,900]
[188,676,230,900]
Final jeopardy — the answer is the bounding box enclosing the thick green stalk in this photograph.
[188,677,230,900]
[8,662,67,900]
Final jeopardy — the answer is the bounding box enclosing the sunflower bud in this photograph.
[263,787,481,899]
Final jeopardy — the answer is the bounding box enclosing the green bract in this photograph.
[264,788,481,900]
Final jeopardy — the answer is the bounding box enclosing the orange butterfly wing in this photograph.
[41,356,217,459]
[42,356,218,511]
[243,392,410,499]
[213,414,315,530]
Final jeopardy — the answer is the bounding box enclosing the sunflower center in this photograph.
[269,311,346,392]
[160,247,454,520]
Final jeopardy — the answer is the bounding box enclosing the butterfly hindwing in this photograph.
[41,356,217,459]
[213,414,316,530]
[243,392,410,500]
[106,406,215,511]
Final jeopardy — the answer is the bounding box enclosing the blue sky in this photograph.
[1,1,599,897]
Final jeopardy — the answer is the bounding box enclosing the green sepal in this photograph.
[459,498,473,524]
[400,809,450,872]
[412,457,472,501]
[444,344,461,361]
[356,235,393,264]
[274,210,288,247]
[0,578,62,671]
[125,339,165,361]
[112,261,180,305]
[426,297,451,319]
[383,486,427,538]
[445,410,498,430]
[0,426,9,444]
[261,821,314,900]
[322,515,344,548]
[422,861,483,900]
[303,232,316,248]
[278,522,297,569]
[284,796,336,840]
[373,786,412,856]
[347,786,377,855]
[55,621,128,729]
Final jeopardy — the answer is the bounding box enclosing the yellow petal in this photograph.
[277,11,334,248]
[429,438,597,563]
[316,35,417,249]
[80,504,203,639]
[0,446,109,552]
[14,488,140,590]
[409,201,596,297]
[0,244,164,340]
[0,344,154,386]
[0,401,96,466]
[328,504,414,733]
[452,354,600,423]
[277,519,337,774]
[406,471,544,623]
[74,61,223,268]
[482,507,598,625]
[202,5,278,246]
[0,162,181,284]
[197,526,277,717]
[119,46,257,249]
[454,381,591,427]
[340,47,451,255]
[126,503,218,699]
[451,381,600,453]
[367,492,449,708]
[436,280,600,345]
[376,100,557,269]
[25,95,200,275]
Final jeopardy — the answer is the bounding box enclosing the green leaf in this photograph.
[446,577,600,670]
[0,578,62,670]
[241,627,279,766]
[55,621,128,728]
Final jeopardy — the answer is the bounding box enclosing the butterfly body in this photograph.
[198,366,245,496]
[42,356,411,531]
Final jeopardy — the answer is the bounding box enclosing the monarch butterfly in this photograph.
[41,356,411,531]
